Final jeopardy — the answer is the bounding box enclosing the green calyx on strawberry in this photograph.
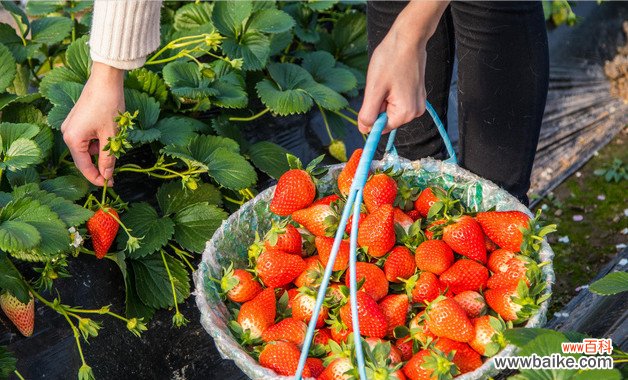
[263,220,302,255]
[394,176,420,212]
[395,219,426,251]
[363,338,405,380]
[104,110,138,158]
[469,315,511,357]
[519,210,557,258]
[484,279,549,323]
[218,263,262,303]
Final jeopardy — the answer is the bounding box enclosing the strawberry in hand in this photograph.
[87,207,120,259]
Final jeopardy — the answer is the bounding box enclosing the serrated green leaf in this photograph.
[124,264,155,320]
[269,30,293,55]
[211,0,252,38]
[162,61,219,99]
[206,147,257,190]
[1,138,41,171]
[284,3,319,44]
[1,103,45,126]
[222,30,271,71]
[6,167,39,188]
[0,251,30,303]
[1,1,29,38]
[116,203,175,259]
[0,122,39,152]
[301,51,357,93]
[39,66,84,99]
[40,175,89,201]
[127,128,161,144]
[34,125,53,158]
[126,68,168,105]
[162,134,240,168]
[26,218,71,256]
[46,82,84,129]
[0,220,40,252]
[247,141,290,179]
[157,182,223,216]
[12,185,93,227]
[589,272,628,295]
[31,17,72,45]
[65,35,91,80]
[25,0,64,16]
[173,2,213,31]
[0,23,26,63]
[0,43,16,92]
[173,203,227,252]
[304,82,347,111]
[209,60,248,108]
[155,116,207,146]
[304,0,338,11]
[131,251,190,309]
[248,9,294,33]
[124,88,160,130]
[255,63,315,115]
[0,345,17,379]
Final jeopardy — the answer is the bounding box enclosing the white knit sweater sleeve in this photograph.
[89,0,162,70]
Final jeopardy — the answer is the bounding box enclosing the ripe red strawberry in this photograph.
[264,223,302,255]
[261,317,307,346]
[313,194,340,206]
[433,338,483,374]
[484,287,522,322]
[439,260,489,295]
[339,291,388,338]
[256,250,305,287]
[395,338,414,361]
[476,211,531,252]
[487,255,532,289]
[314,328,332,346]
[357,204,396,258]
[408,312,436,345]
[237,287,276,339]
[469,315,508,357]
[294,256,324,288]
[453,291,486,319]
[363,173,398,213]
[424,219,446,240]
[425,296,474,342]
[406,209,421,221]
[0,292,34,337]
[393,208,414,232]
[384,246,416,283]
[315,236,350,271]
[291,290,329,328]
[306,357,325,378]
[345,262,389,301]
[442,216,487,264]
[292,204,335,237]
[259,341,311,377]
[221,266,262,303]
[485,236,500,252]
[320,358,354,380]
[414,240,454,275]
[337,149,363,196]
[406,272,443,304]
[403,349,458,380]
[487,249,516,273]
[379,294,409,337]
[329,320,351,343]
[270,169,316,216]
[414,188,439,217]
[344,212,367,234]
[87,207,120,259]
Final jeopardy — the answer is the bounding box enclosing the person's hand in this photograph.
[61,62,125,186]
[358,0,449,134]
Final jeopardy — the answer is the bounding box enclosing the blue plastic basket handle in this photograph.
[295,101,456,379]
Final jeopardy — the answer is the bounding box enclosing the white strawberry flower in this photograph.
[69,227,84,248]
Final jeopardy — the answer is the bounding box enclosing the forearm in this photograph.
[387,1,450,47]
[90,0,163,70]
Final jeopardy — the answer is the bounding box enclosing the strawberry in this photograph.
[395,338,414,361]
[424,219,446,240]
[256,250,305,287]
[87,207,120,259]
[293,204,336,237]
[469,315,508,357]
[442,215,487,264]
[405,272,443,304]
[319,358,354,380]
[220,265,262,303]
[406,209,421,221]
[413,188,439,217]
[337,148,363,196]
[313,194,341,206]
[384,246,416,283]
[363,173,398,213]
[329,316,351,343]
[326,283,346,308]
[487,249,516,273]
[344,212,367,235]
[261,317,307,346]
[439,259,489,295]
[433,338,483,374]
[237,287,276,339]
[358,204,396,258]
[264,223,302,255]
[414,240,454,275]
[315,236,350,271]
[425,296,474,342]
[306,357,325,378]
[339,291,388,338]
[408,312,436,345]
[453,291,486,319]
[344,262,389,301]
[0,292,34,337]
[393,208,414,232]
[270,169,316,216]
[259,341,311,377]
[379,294,409,337]
[403,349,458,380]
[292,289,329,328]
[484,236,500,252]
[294,256,324,288]
[314,328,332,346]
[487,255,534,289]
[365,337,403,364]
[475,211,530,252]
[484,286,539,322]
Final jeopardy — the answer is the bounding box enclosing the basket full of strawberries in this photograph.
[194,149,555,380]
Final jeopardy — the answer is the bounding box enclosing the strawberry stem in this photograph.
[169,244,195,272]
[101,180,108,206]
[317,104,335,143]
[14,370,25,380]
[330,110,358,126]
[160,250,188,327]
[228,107,270,122]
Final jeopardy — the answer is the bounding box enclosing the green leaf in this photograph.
[571,369,622,380]
[39,67,84,99]
[0,93,40,112]
[589,272,628,295]
[248,9,295,33]
[162,61,218,99]
[255,63,314,115]
[0,252,30,303]
[0,122,39,151]
[211,0,252,38]
[504,327,555,347]
[1,138,41,171]
[124,264,155,320]
[0,220,40,252]
[12,185,93,227]
[131,251,190,309]
[1,104,45,126]
[173,203,227,253]
[304,82,348,111]
[247,141,291,179]
[1,1,29,38]
[125,68,168,105]
[173,2,214,31]
[46,82,84,130]
[124,88,160,130]
[26,1,64,16]
[209,60,248,109]
[127,128,161,144]
[0,23,26,63]
[0,43,16,92]
[40,175,89,201]
[300,51,357,93]
[116,203,175,259]
[31,17,72,45]
[221,30,270,71]
[65,35,91,80]
[206,147,257,190]
[6,167,39,188]
[155,116,207,146]
[269,30,293,55]
[157,181,223,216]
[0,345,17,379]
[162,134,240,168]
